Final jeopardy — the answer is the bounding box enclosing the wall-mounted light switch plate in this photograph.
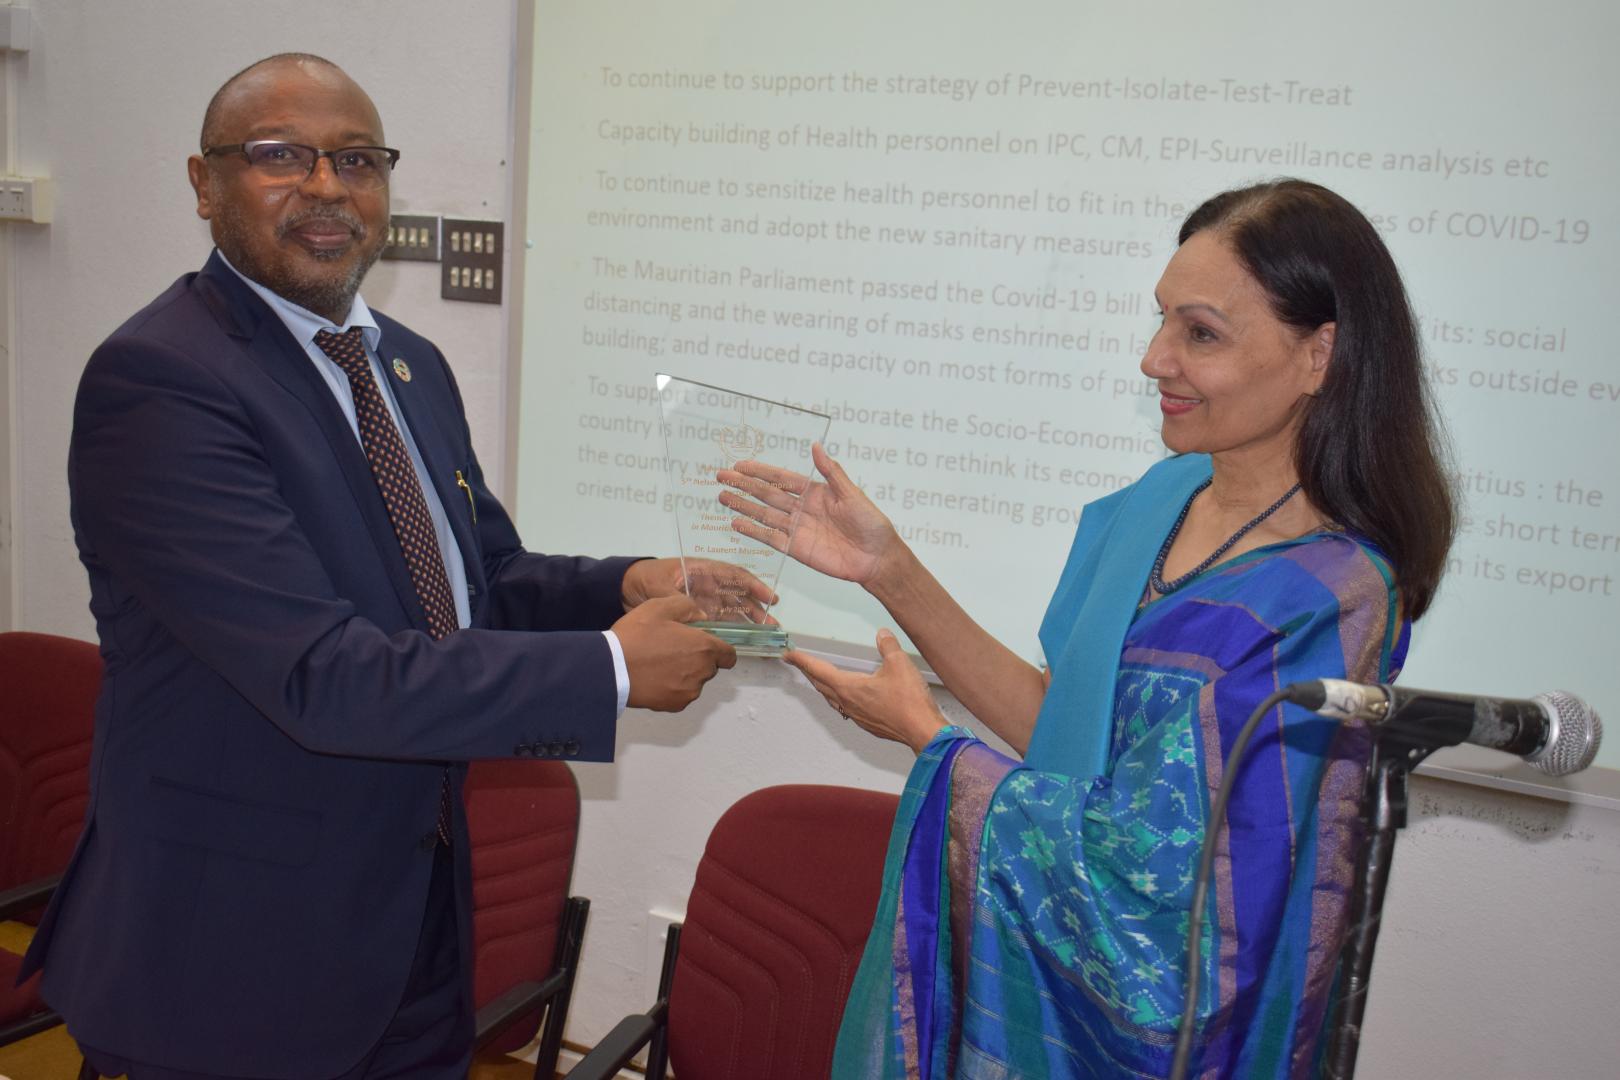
[441,219,503,304]
[0,6,33,53]
[382,214,440,261]
[0,176,51,223]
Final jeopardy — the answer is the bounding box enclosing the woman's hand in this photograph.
[718,443,901,588]
[784,630,947,754]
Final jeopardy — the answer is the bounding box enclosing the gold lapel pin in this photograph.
[392,357,413,382]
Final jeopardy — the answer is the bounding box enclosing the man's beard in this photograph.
[214,201,385,322]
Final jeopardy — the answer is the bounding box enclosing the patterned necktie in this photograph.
[315,327,457,846]
[315,328,459,640]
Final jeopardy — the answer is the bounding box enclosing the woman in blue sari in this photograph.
[719,180,1456,1078]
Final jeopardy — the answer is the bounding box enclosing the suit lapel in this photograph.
[193,254,433,634]
[379,337,479,596]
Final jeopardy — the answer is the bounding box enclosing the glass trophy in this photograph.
[655,374,830,656]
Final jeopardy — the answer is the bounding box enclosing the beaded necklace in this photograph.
[1149,478,1302,596]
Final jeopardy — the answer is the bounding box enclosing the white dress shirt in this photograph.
[219,252,629,714]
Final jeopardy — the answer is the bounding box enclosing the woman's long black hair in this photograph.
[1180,179,1456,618]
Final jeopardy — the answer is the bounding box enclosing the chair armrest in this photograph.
[473,970,567,1050]
[0,872,60,922]
[562,1006,665,1080]
[565,920,680,1079]
[0,1006,68,1046]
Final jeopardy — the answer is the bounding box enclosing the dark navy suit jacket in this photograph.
[22,252,636,1076]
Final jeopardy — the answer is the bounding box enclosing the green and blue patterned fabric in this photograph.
[833,454,1407,1078]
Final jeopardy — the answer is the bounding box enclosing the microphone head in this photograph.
[1527,692,1603,776]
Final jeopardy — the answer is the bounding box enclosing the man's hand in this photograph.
[620,557,778,625]
[612,595,738,712]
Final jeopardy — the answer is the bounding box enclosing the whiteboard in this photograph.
[514,0,1620,774]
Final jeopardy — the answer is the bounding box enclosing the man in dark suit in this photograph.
[20,53,753,1079]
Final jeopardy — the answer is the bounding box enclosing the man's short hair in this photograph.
[199,52,342,151]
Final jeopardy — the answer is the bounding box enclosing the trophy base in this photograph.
[694,622,792,657]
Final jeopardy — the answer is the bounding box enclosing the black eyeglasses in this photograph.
[203,140,401,190]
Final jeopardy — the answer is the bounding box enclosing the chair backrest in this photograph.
[464,758,583,1054]
[0,632,101,899]
[667,783,900,1080]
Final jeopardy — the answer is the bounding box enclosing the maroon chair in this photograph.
[0,631,101,1049]
[466,758,591,1078]
[567,784,899,1080]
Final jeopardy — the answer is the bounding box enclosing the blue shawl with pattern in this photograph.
[833,454,1407,1078]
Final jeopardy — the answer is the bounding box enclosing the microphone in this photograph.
[1285,680,1603,776]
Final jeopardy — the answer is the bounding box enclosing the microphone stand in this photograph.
[1323,702,1473,1078]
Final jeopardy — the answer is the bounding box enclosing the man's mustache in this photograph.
[278,208,367,241]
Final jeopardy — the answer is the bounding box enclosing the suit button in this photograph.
[513,743,530,757]
[546,742,563,757]
[419,831,438,851]
[564,740,580,757]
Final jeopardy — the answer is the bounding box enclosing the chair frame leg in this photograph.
[644,923,682,1080]
[533,896,590,1080]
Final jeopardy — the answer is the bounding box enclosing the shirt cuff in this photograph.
[602,629,630,716]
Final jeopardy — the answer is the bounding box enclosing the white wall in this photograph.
[3,3,1617,1077]
[1,8,20,629]
[1365,778,1620,1078]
